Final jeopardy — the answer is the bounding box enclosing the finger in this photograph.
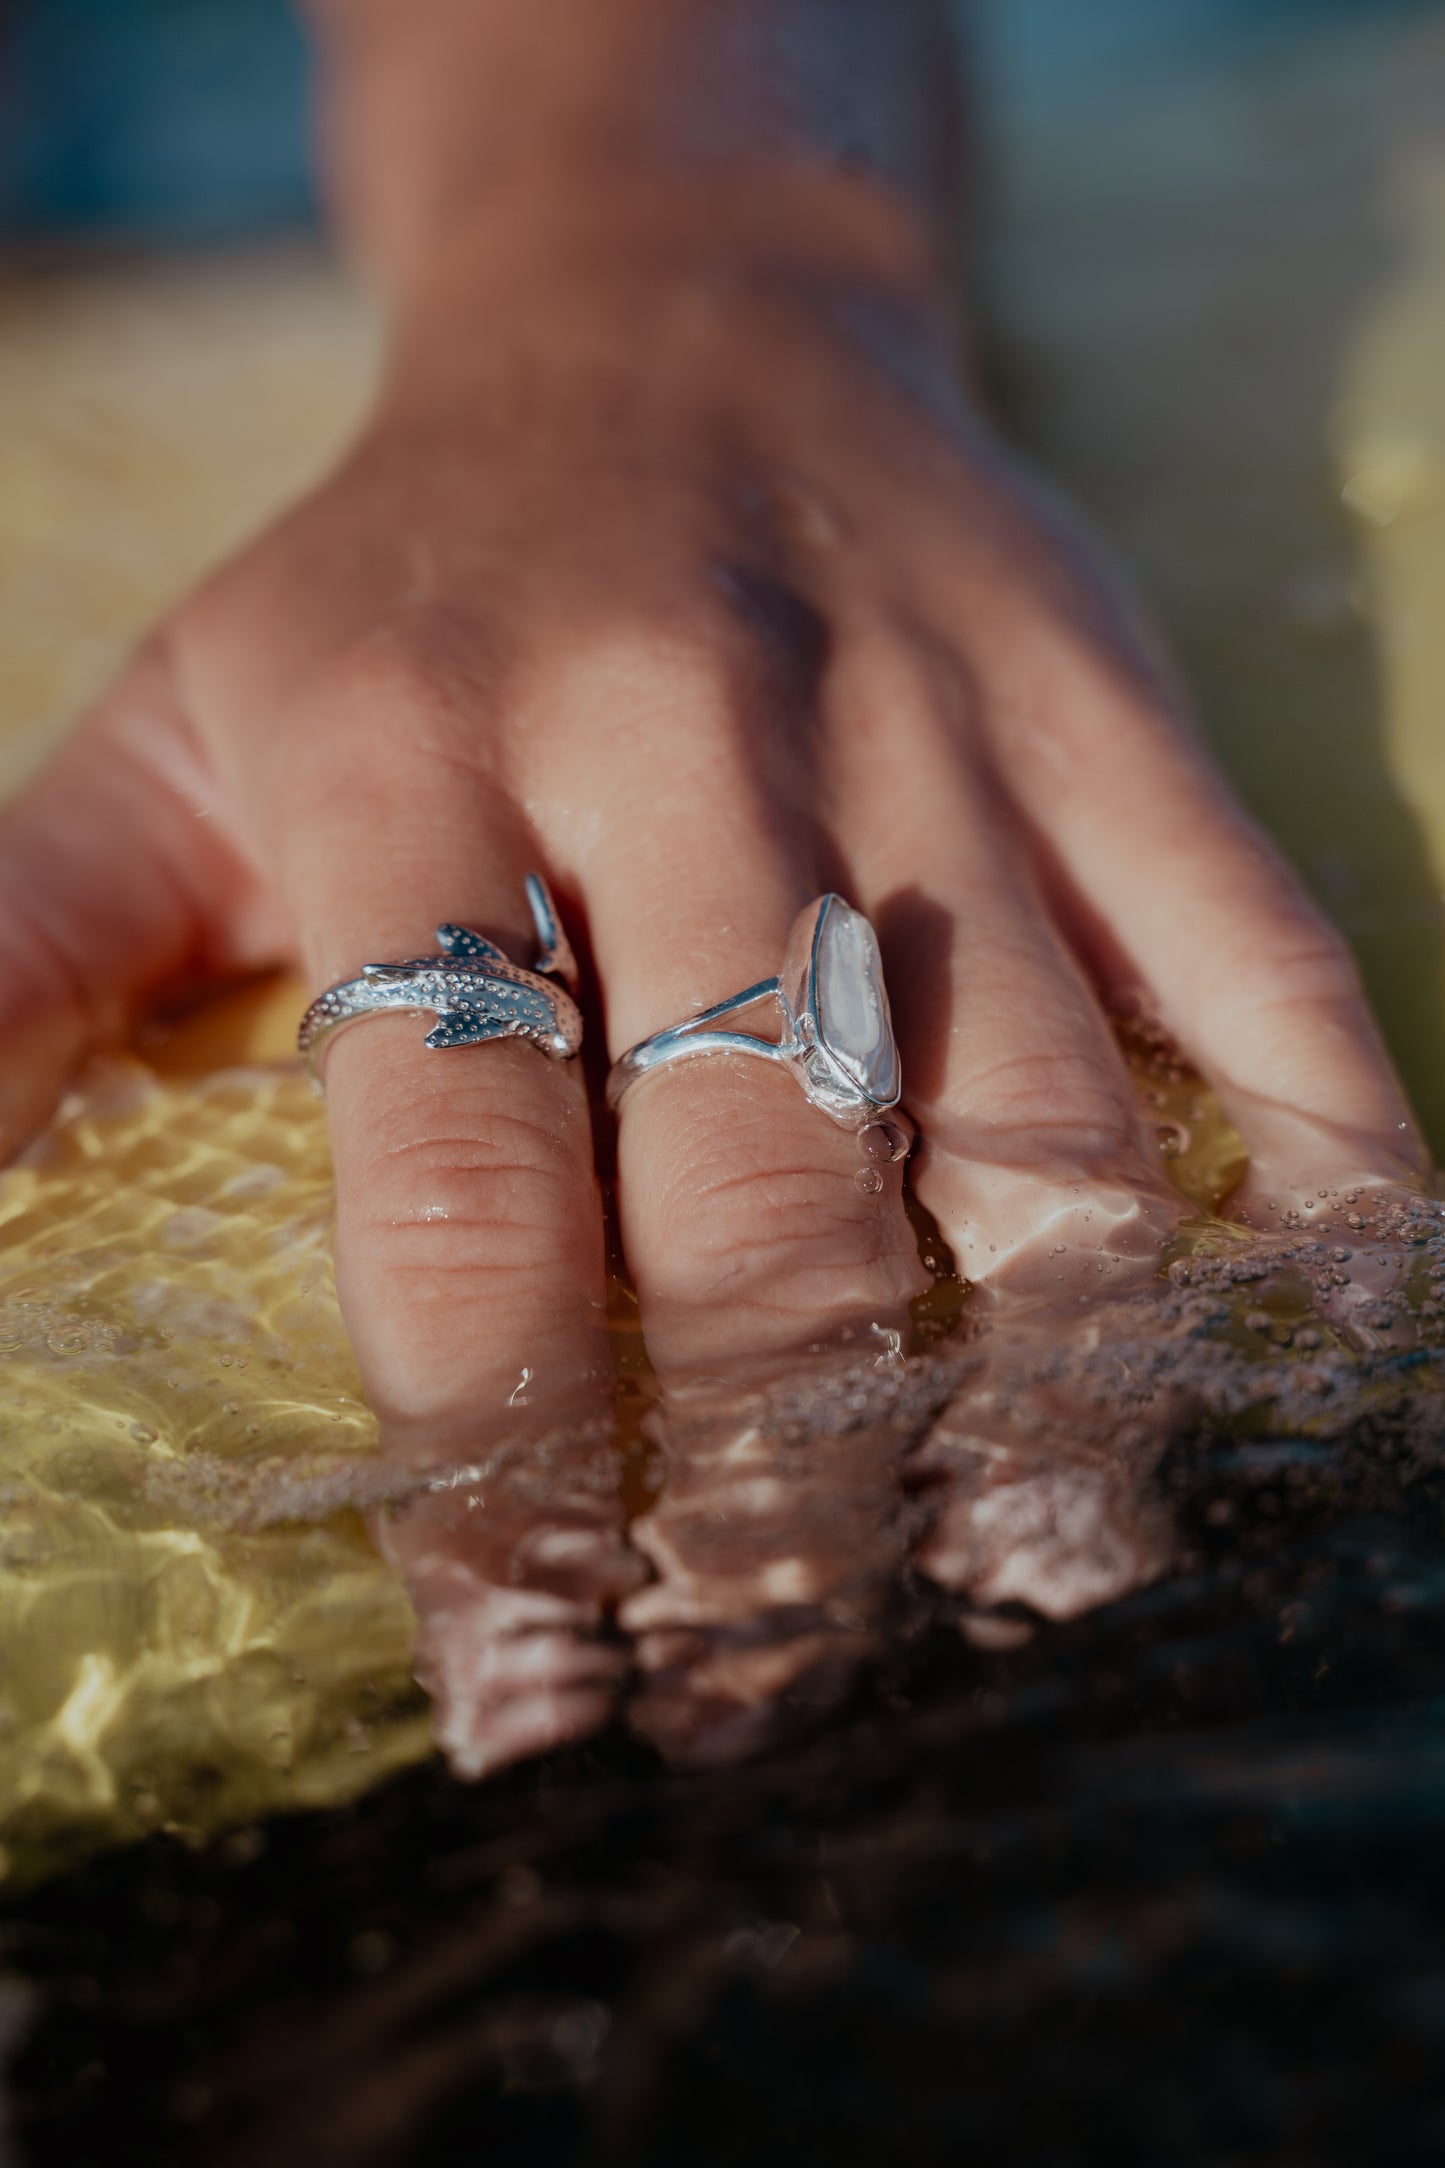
[622,1359,920,1763]
[553,630,927,1380]
[834,635,1182,1290]
[0,643,272,1156]
[272,685,610,1456]
[990,618,1426,1204]
[272,676,624,1776]
[376,1421,644,1778]
[908,1294,1180,1619]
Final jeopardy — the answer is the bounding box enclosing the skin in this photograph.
[0,0,1425,1478]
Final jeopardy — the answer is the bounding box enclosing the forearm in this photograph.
[303,0,966,311]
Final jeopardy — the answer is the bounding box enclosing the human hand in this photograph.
[0,179,1422,1459]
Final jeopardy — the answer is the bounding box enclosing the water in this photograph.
[858,1119,912,1165]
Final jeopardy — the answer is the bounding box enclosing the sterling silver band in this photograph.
[298,873,583,1081]
[606,894,902,1130]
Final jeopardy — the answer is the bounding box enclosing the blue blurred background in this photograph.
[0,0,1439,247]
[0,0,315,241]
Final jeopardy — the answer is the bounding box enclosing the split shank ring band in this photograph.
[607,894,902,1130]
[298,874,584,1081]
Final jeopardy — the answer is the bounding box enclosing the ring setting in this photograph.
[298,874,583,1079]
[606,893,902,1130]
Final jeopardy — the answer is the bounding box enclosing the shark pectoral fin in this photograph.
[424,1015,513,1050]
[435,924,510,964]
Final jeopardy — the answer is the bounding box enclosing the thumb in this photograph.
[0,641,272,1155]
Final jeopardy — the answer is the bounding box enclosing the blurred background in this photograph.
[0,0,1441,242]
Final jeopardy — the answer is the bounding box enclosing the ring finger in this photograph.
[557,634,927,1382]
[833,634,1181,1290]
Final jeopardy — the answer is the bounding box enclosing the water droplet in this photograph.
[854,1167,884,1196]
[859,1119,911,1165]
[129,1423,158,1445]
[1155,1122,1189,1160]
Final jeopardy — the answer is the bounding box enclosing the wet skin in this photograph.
[0,6,1423,1473]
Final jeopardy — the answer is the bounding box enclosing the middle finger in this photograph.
[561,633,927,1380]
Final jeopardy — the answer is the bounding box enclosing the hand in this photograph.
[0,188,1422,1460]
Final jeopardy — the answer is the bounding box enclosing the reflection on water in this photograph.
[6,984,1445,1894]
[0,1049,427,1885]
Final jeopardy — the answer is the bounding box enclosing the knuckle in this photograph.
[0,862,95,1028]
[1250,911,1364,1009]
[635,1095,911,1317]
[1199,896,1367,1039]
[309,627,477,750]
[569,596,811,764]
[351,1103,590,1278]
[266,618,507,815]
[931,1046,1138,1168]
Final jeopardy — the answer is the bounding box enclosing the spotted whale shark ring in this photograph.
[297,874,583,1081]
[606,894,902,1130]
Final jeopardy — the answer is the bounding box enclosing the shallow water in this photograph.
[3,2,1445,2160]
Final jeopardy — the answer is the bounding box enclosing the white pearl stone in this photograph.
[816,901,898,1100]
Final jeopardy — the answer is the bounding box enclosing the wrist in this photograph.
[375,163,967,434]
[306,0,965,312]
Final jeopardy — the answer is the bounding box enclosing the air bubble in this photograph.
[859,1119,911,1165]
[1155,1122,1189,1160]
[854,1167,884,1196]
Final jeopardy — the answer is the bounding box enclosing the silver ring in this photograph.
[606,893,902,1129]
[298,874,583,1080]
